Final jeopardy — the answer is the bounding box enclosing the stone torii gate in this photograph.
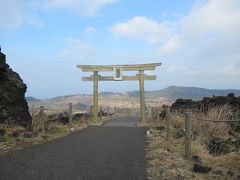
[77,63,161,122]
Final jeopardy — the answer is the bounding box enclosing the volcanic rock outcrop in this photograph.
[171,93,240,133]
[0,50,31,126]
[171,93,240,116]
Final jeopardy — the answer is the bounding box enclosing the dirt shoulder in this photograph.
[0,121,88,156]
[146,125,240,180]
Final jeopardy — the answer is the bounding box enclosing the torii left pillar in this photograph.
[139,70,145,123]
[93,71,99,122]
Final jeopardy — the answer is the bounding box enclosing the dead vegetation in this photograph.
[192,105,233,144]
[0,118,87,156]
[146,105,240,179]
[0,108,116,156]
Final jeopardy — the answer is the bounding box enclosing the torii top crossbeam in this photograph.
[77,63,161,72]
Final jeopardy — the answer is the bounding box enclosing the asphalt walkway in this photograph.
[103,116,140,127]
[0,117,147,180]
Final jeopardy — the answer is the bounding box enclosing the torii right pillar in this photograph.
[93,71,99,122]
[139,70,145,123]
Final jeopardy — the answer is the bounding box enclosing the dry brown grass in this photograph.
[0,120,87,156]
[147,129,207,180]
[146,105,240,179]
[192,105,232,144]
[170,105,233,144]
[192,140,240,179]
[147,129,240,179]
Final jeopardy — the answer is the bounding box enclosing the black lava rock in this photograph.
[192,155,202,163]
[0,129,5,137]
[73,113,89,121]
[233,139,240,150]
[171,93,240,119]
[154,126,165,131]
[176,129,185,138]
[9,131,19,138]
[193,163,211,173]
[49,112,69,124]
[0,51,31,126]
[208,137,230,155]
[23,131,34,138]
[227,170,234,177]
[214,170,224,176]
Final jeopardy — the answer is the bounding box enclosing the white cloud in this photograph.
[0,0,115,30]
[59,38,95,60]
[159,35,181,54]
[163,65,207,76]
[84,27,97,36]
[109,16,171,44]
[24,13,45,28]
[156,0,240,86]
[160,0,240,54]
[108,0,240,61]
[0,0,23,30]
[213,64,240,76]
[165,65,188,73]
[43,0,117,16]
[181,0,240,38]
[0,0,44,30]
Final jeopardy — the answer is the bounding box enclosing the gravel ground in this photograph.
[0,117,147,180]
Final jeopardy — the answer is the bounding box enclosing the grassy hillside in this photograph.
[26,86,240,109]
[148,86,240,100]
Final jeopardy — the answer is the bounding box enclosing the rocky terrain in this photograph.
[0,51,31,126]
[148,94,240,179]
[171,93,240,116]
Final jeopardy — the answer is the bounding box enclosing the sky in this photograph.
[1,0,240,99]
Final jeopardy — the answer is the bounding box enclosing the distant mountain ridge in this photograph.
[146,86,240,100]
[25,96,41,103]
[26,86,240,102]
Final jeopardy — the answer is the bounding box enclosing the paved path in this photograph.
[0,117,147,180]
[103,116,140,127]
